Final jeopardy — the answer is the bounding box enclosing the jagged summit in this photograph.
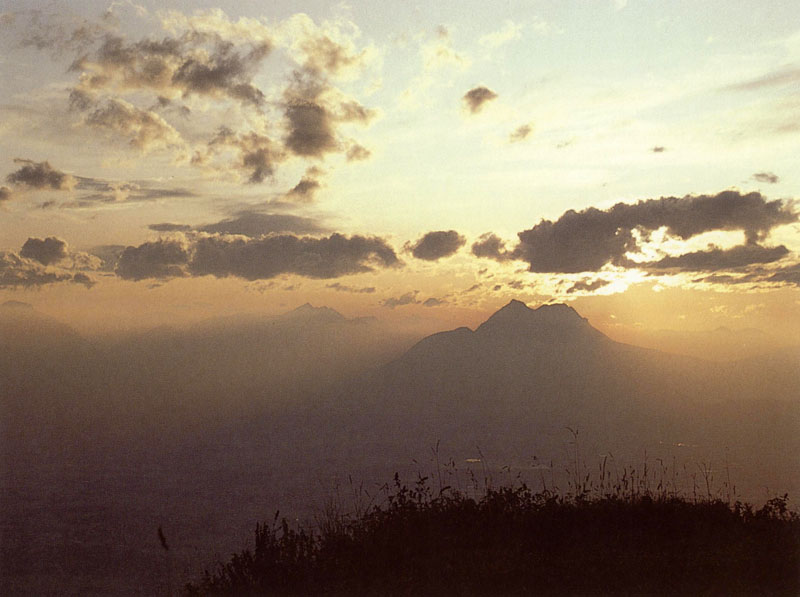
[477,300,589,335]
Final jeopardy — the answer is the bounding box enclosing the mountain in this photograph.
[327,301,798,494]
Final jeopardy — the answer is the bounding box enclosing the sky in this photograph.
[1,0,799,344]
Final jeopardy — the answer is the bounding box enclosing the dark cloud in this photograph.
[326,282,376,294]
[71,272,97,288]
[116,239,191,281]
[0,186,11,202]
[203,128,282,183]
[422,297,447,307]
[514,191,796,273]
[471,233,512,261]
[284,99,338,157]
[639,243,790,271]
[6,159,76,190]
[85,99,182,151]
[285,172,321,203]
[346,144,371,162]
[20,237,69,265]
[725,66,800,92]
[651,146,666,153]
[88,245,126,272]
[566,278,611,294]
[171,41,269,106]
[752,172,779,184]
[198,210,327,237]
[149,223,193,232]
[463,86,497,114]
[381,291,419,309]
[692,260,800,288]
[0,252,74,289]
[189,233,399,280]
[509,124,532,143]
[71,33,271,107]
[407,230,466,261]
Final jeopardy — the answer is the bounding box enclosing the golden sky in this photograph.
[1,0,799,347]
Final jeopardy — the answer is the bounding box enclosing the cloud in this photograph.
[463,86,497,114]
[566,278,611,294]
[114,230,399,282]
[346,143,371,162]
[325,282,376,294]
[85,99,183,152]
[198,210,326,237]
[407,230,466,261]
[422,297,447,307]
[640,244,790,271]
[116,238,191,281]
[6,159,76,190]
[514,191,796,273]
[70,32,271,107]
[201,127,282,183]
[381,291,419,308]
[284,97,338,157]
[479,20,523,49]
[19,237,69,265]
[285,169,322,203]
[509,124,533,143]
[651,146,666,153]
[752,172,779,184]
[725,66,800,92]
[71,272,97,288]
[189,233,400,280]
[471,233,513,261]
[0,252,75,288]
[149,223,193,232]
[0,186,12,202]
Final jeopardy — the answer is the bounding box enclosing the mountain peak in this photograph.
[476,300,601,343]
[1,300,34,311]
[285,303,346,323]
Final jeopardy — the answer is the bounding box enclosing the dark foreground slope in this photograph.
[188,479,800,596]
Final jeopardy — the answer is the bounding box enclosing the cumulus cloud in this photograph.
[0,252,74,288]
[509,124,533,143]
[0,186,12,202]
[471,233,513,261]
[70,31,271,107]
[85,99,183,152]
[200,127,282,183]
[752,172,779,184]
[463,86,497,114]
[198,210,326,237]
[514,191,796,273]
[407,230,466,261]
[285,169,322,202]
[20,237,69,265]
[116,238,191,281]
[6,159,76,190]
[189,233,399,280]
[284,97,338,157]
[114,231,399,282]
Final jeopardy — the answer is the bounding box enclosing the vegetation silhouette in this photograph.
[185,468,800,596]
